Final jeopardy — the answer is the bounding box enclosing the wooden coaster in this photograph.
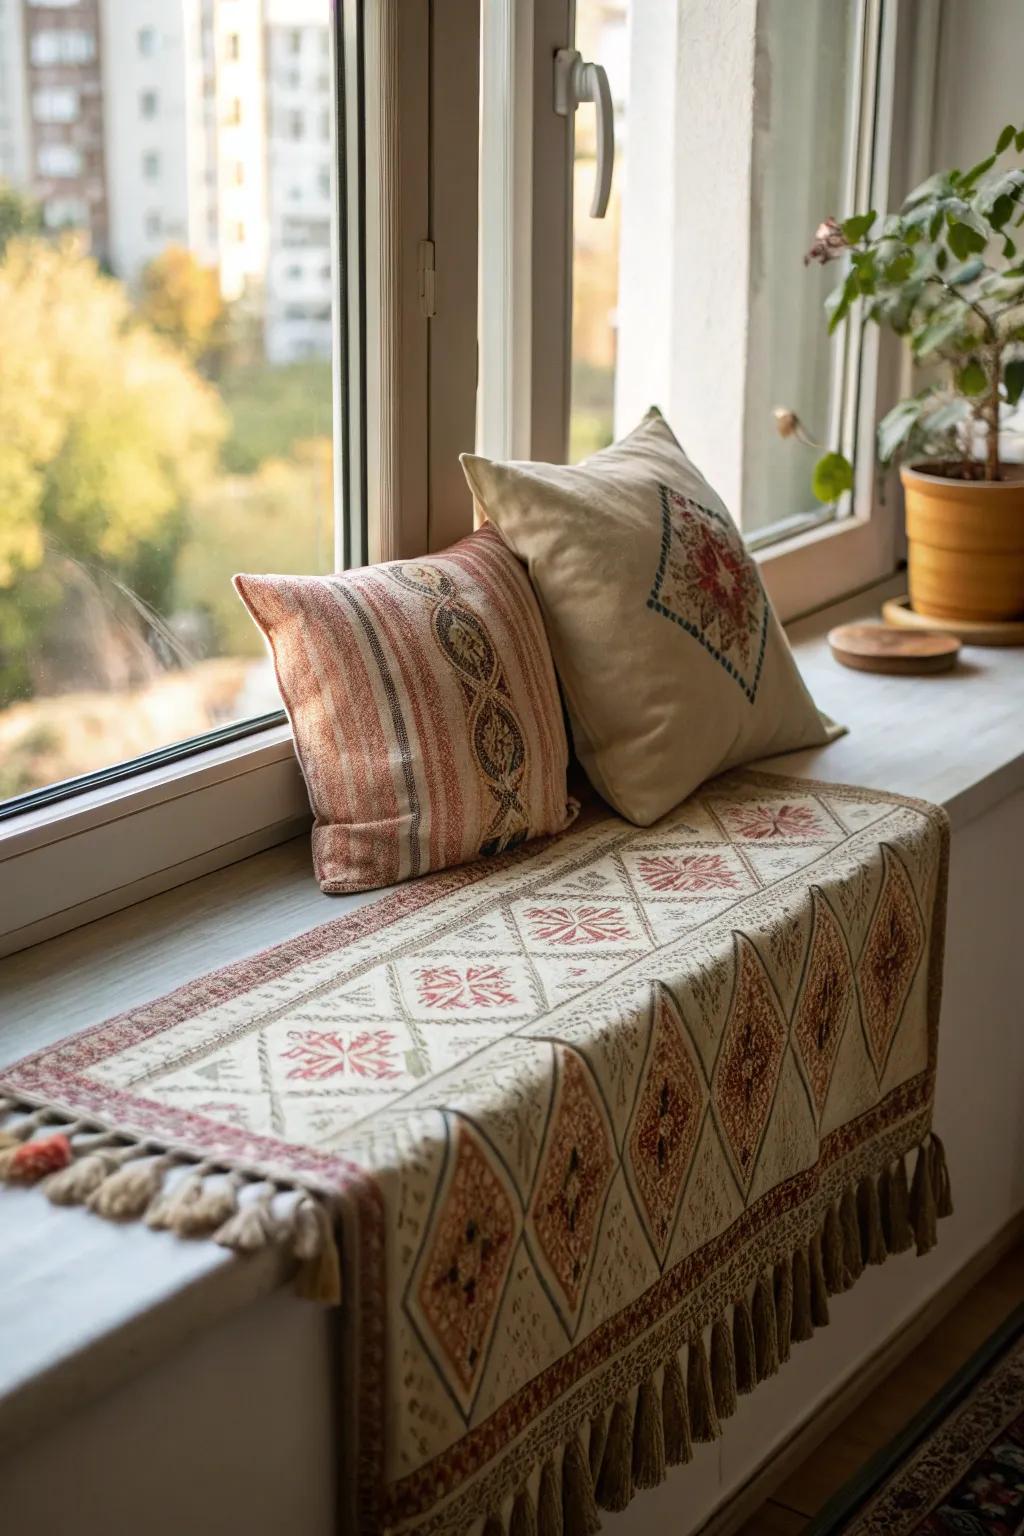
[882,595,1024,647]
[827,622,961,675]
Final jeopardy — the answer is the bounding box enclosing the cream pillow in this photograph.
[460,408,841,825]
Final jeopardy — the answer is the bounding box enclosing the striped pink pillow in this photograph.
[234,525,577,893]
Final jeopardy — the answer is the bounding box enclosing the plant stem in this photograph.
[985,345,1002,480]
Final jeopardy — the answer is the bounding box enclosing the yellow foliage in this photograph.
[0,236,226,588]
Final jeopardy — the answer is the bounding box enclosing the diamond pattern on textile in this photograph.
[527,1047,615,1330]
[512,900,647,950]
[647,485,769,702]
[792,890,856,1120]
[713,935,788,1193]
[411,1121,519,1413]
[626,986,707,1265]
[624,847,753,898]
[857,845,925,1077]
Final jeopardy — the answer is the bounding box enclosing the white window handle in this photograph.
[554,47,615,218]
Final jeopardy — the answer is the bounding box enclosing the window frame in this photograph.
[477,0,936,623]
[0,0,938,955]
[0,0,478,955]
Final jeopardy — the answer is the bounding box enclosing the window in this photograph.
[37,142,82,178]
[288,29,302,55]
[31,29,96,65]
[42,195,87,229]
[33,89,78,124]
[478,0,906,619]
[0,0,358,914]
[226,97,242,126]
[225,32,240,61]
[288,109,303,140]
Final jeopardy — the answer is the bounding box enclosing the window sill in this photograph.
[1,580,1022,1458]
[0,723,311,958]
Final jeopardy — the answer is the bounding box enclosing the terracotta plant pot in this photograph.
[901,462,1024,622]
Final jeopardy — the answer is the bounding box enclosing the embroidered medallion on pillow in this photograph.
[461,407,841,826]
[234,524,577,893]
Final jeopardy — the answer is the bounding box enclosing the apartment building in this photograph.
[263,0,333,363]
[0,0,330,360]
[17,0,108,255]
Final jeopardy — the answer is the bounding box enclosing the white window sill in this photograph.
[0,581,1022,1457]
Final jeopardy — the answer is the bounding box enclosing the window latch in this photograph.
[553,47,615,218]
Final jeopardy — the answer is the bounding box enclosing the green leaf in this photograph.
[883,251,914,284]
[913,308,966,357]
[843,210,876,243]
[877,396,929,463]
[1003,234,1018,260]
[812,451,854,503]
[825,269,859,334]
[947,220,987,260]
[936,245,949,271]
[997,123,1016,154]
[991,193,1016,231]
[959,153,996,190]
[925,397,972,434]
[957,360,987,395]
[1005,358,1024,405]
[1017,130,1024,153]
[947,256,985,286]
[903,172,954,209]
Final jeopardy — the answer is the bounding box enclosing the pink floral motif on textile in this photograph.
[525,905,633,945]
[726,802,827,840]
[415,965,519,1011]
[282,1028,400,1082]
[637,852,742,894]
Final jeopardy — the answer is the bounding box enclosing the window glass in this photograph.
[564,0,862,535]
[0,0,338,807]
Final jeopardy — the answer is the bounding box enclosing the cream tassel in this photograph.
[587,1409,609,1484]
[43,1149,119,1205]
[595,1399,634,1512]
[710,1314,737,1419]
[809,1232,830,1327]
[882,1156,914,1253]
[774,1256,793,1364]
[214,1184,281,1252]
[752,1271,779,1381]
[823,1201,845,1293]
[930,1134,953,1219]
[293,1195,342,1305]
[686,1332,720,1444]
[857,1173,886,1266]
[537,1457,563,1536]
[733,1295,757,1395]
[840,1183,864,1283]
[910,1141,937,1255]
[632,1375,665,1491]
[791,1244,814,1343]
[661,1355,692,1465]
[510,1485,538,1536]
[88,1154,169,1219]
[562,1432,601,1536]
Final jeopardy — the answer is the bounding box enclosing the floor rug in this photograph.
[807,1305,1024,1535]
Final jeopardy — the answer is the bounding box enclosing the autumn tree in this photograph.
[137,244,227,371]
[0,235,226,702]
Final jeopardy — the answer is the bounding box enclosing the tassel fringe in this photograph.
[0,1095,952,1535]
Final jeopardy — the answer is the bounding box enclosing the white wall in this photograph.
[932,0,1024,171]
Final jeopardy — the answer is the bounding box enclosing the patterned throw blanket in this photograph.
[0,771,951,1535]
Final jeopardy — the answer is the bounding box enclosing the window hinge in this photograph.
[418,238,436,318]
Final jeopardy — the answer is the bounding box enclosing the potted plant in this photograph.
[801,120,1024,622]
